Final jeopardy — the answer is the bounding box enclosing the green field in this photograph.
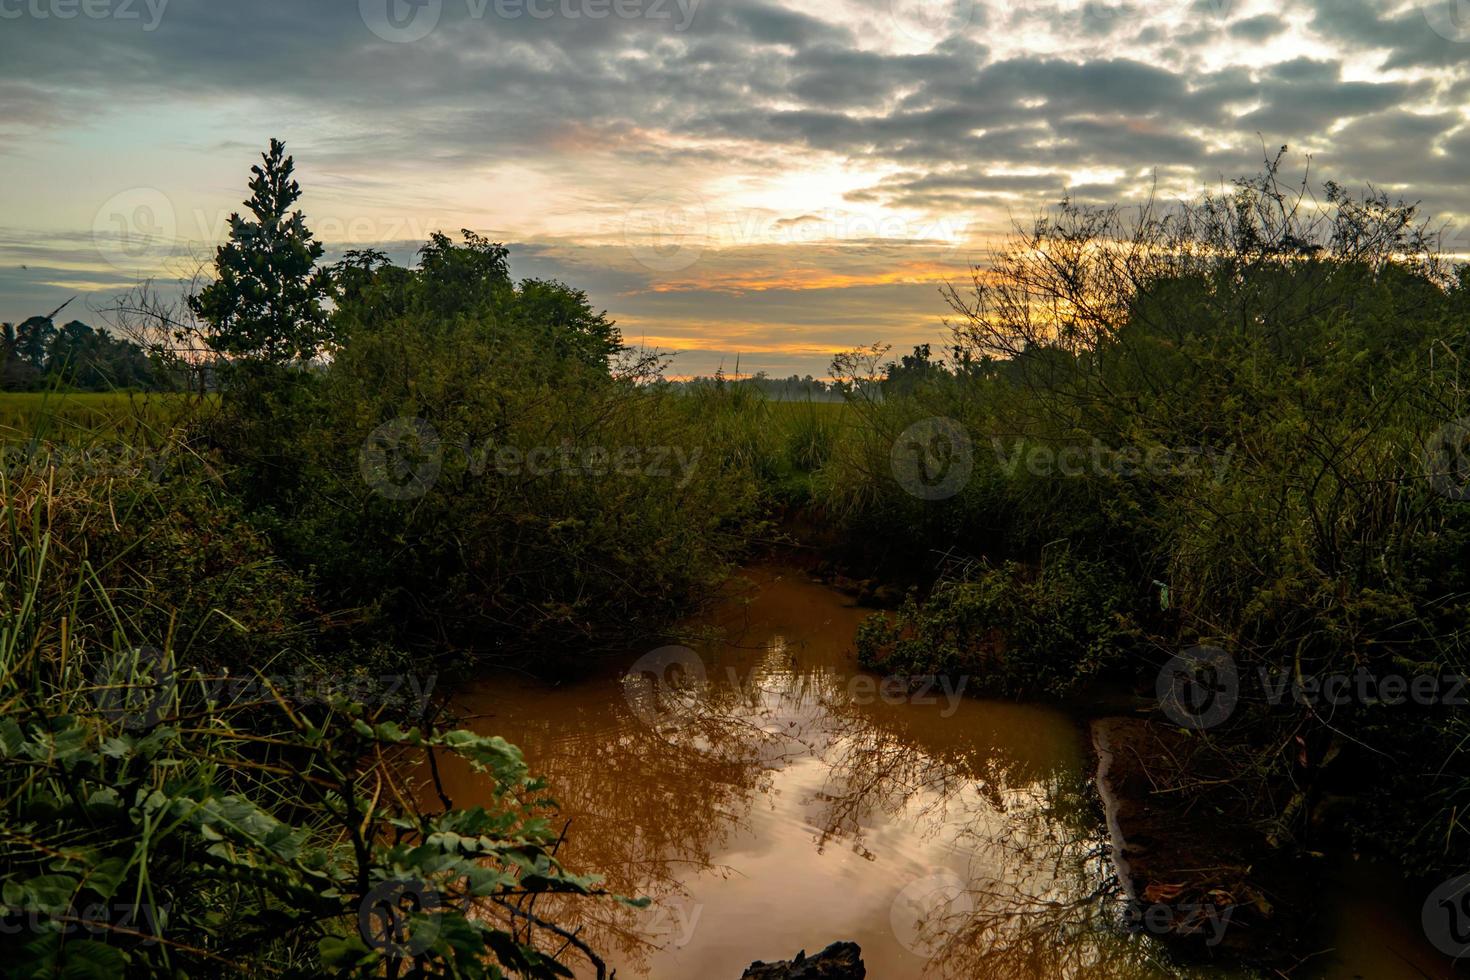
[0,391,206,443]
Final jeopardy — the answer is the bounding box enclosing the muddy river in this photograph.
[430,565,1458,978]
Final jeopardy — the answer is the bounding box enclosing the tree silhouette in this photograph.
[189,138,331,363]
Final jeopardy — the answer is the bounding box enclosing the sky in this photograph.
[2,0,1469,378]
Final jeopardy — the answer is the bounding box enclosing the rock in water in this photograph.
[740,941,865,979]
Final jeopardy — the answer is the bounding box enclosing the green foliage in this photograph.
[856,551,1135,697]
[0,393,198,444]
[821,159,1470,875]
[0,437,626,978]
[881,343,946,397]
[210,232,757,660]
[329,233,623,372]
[2,317,161,393]
[188,139,332,364]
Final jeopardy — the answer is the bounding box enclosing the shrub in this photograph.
[208,236,763,663]
[856,551,1136,698]
[0,438,626,978]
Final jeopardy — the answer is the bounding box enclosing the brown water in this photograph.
[432,565,1458,978]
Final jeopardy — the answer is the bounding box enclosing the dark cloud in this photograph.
[3,0,1467,374]
[1228,14,1285,41]
[1298,0,1470,70]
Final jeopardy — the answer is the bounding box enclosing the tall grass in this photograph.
[0,392,204,446]
[0,440,628,978]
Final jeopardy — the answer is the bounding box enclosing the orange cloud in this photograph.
[641,258,970,295]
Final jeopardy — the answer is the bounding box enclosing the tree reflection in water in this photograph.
[418,568,1226,978]
[813,681,1229,978]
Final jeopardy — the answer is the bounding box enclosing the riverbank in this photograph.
[427,562,1457,978]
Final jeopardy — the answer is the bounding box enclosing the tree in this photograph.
[15,316,56,369]
[329,231,625,373]
[511,277,624,370]
[43,320,157,390]
[882,343,945,396]
[189,139,332,363]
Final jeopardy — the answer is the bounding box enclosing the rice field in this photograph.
[0,391,207,444]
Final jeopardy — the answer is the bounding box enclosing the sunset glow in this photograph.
[4,0,1469,376]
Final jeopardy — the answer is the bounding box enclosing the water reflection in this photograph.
[421,567,1393,978]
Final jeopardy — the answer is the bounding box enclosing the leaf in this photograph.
[22,873,78,914]
[57,940,131,979]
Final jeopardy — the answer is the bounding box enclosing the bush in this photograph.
[0,436,626,978]
[208,236,762,663]
[831,160,1470,875]
[856,551,1137,697]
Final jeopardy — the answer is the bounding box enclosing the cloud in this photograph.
[1227,13,1286,41]
[2,0,1466,376]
